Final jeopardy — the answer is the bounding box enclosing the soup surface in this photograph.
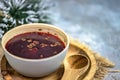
[5,32,65,59]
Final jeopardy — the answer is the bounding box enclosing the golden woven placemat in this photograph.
[0,39,115,80]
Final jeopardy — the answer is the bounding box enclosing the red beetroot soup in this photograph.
[5,32,65,59]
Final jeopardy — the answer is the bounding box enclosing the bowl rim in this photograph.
[1,23,70,62]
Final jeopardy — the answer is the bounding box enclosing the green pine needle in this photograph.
[0,0,52,35]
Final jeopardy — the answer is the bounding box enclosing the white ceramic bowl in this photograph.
[1,23,69,77]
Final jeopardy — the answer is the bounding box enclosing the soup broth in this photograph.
[5,32,65,59]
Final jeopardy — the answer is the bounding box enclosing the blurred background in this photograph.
[0,0,120,79]
[54,0,120,79]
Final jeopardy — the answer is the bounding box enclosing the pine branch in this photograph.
[0,0,53,36]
